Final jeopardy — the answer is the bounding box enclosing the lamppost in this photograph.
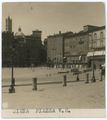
[63,57,67,69]
[91,49,96,82]
[9,40,15,93]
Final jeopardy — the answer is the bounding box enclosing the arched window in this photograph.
[100,32,103,38]
[94,33,97,39]
[89,34,92,41]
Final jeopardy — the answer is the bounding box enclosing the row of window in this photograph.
[89,40,104,48]
[89,32,104,40]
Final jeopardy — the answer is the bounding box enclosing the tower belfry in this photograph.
[6,16,12,32]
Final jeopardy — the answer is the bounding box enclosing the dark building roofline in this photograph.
[47,31,73,38]
[64,25,105,38]
[83,25,99,28]
[46,25,105,39]
[2,31,14,35]
[32,30,42,33]
[87,25,105,32]
[47,25,105,39]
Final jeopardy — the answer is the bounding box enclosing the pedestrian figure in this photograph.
[100,64,105,81]
[101,66,105,76]
[76,73,79,81]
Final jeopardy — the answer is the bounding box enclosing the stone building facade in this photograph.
[46,25,105,68]
[46,32,73,67]
[87,26,105,68]
[47,33,63,65]
[25,30,43,66]
[14,28,43,67]
[64,32,89,68]
[64,25,100,68]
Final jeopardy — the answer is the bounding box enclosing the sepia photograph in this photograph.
[1,2,106,118]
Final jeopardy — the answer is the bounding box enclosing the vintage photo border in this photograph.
[0,0,107,119]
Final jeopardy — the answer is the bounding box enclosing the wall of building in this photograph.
[47,35,63,64]
[25,35,42,66]
[89,28,105,51]
[46,26,105,68]
[64,33,89,65]
[87,27,105,68]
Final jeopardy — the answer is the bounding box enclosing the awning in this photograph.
[94,51,105,56]
[87,50,105,57]
[87,52,93,57]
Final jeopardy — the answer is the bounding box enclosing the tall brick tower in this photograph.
[6,16,12,32]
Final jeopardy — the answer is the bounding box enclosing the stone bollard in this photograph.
[76,74,79,81]
[85,73,89,84]
[63,75,67,87]
[32,78,37,91]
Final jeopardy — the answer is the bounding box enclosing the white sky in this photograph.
[2,2,105,41]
